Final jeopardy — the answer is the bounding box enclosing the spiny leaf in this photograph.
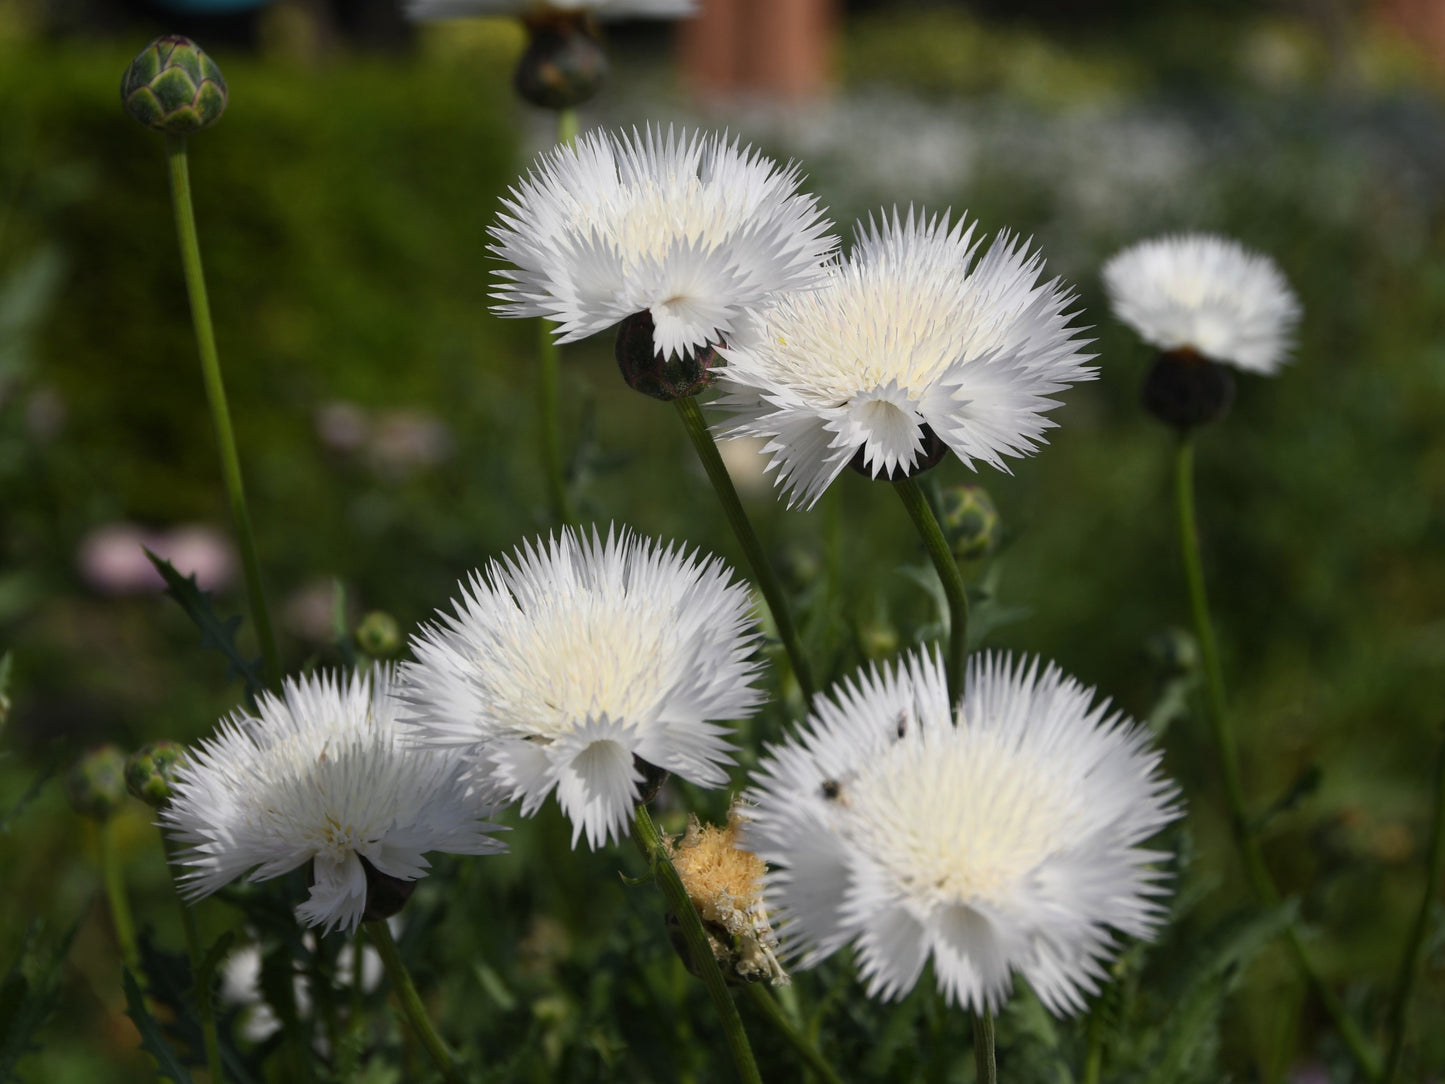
[145,550,264,707]
[1252,764,1324,832]
[122,968,194,1084]
[0,913,83,1083]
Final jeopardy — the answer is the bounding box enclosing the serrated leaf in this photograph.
[145,550,265,707]
[0,914,82,1083]
[136,931,259,1084]
[1252,764,1323,832]
[122,968,194,1084]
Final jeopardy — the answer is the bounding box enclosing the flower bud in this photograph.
[938,483,1001,561]
[360,856,418,923]
[857,618,899,660]
[125,740,186,809]
[355,611,402,658]
[1141,347,1235,431]
[121,36,228,135]
[1145,627,1200,675]
[666,805,788,986]
[65,745,129,821]
[614,311,718,401]
[514,14,608,111]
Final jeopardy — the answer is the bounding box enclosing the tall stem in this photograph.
[742,984,844,1084]
[893,475,990,1081]
[1382,732,1445,1083]
[673,397,816,703]
[164,135,281,688]
[163,835,224,1083]
[365,919,467,1084]
[98,819,139,973]
[891,476,968,698]
[630,803,763,1084]
[1174,437,1381,1080]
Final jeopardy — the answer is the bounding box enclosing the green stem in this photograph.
[630,803,763,1084]
[164,135,281,688]
[892,476,969,699]
[1382,731,1445,1083]
[556,106,579,145]
[1082,1005,1104,1084]
[674,397,816,703]
[972,1010,997,1084]
[163,835,224,1084]
[365,919,467,1084]
[742,984,844,1084]
[1174,437,1381,1081]
[98,819,139,973]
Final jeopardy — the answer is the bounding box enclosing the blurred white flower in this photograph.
[489,125,836,361]
[717,208,1095,509]
[407,0,695,20]
[1102,233,1300,375]
[163,667,505,934]
[744,649,1180,1015]
[404,526,764,849]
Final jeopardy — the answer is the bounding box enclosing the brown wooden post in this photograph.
[679,0,838,102]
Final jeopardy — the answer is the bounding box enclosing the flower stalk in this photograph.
[630,802,762,1084]
[892,475,968,698]
[674,396,816,703]
[98,818,139,973]
[1174,436,1381,1080]
[163,834,224,1084]
[365,918,467,1084]
[165,134,281,688]
[742,983,843,1084]
[536,107,580,525]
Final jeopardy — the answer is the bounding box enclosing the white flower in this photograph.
[407,0,694,19]
[489,125,837,361]
[1101,233,1300,375]
[162,667,505,935]
[716,208,1095,509]
[404,526,765,849]
[743,649,1180,1015]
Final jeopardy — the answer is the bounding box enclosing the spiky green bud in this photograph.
[121,36,228,135]
[939,483,1001,562]
[125,740,186,809]
[65,745,129,821]
[355,611,402,658]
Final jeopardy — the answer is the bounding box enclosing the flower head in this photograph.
[407,0,695,19]
[717,208,1095,509]
[744,650,1179,1015]
[489,126,836,362]
[162,667,505,934]
[404,526,764,849]
[1102,233,1300,375]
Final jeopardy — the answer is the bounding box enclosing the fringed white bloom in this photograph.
[408,0,694,18]
[404,526,765,849]
[716,208,1095,509]
[744,649,1180,1015]
[1101,233,1300,374]
[489,125,837,361]
[162,667,505,935]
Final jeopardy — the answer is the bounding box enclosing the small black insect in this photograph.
[894,712,909,740]
[821,779,843,801]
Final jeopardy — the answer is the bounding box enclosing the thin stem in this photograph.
[163,835,224,1083]
[98,819,139,973]
[972,1010,997,1084]
[1382,731,1445,1083]
[1082,1006,1104,1084]
[1174,437,1381,1081]
[742,984,844,1084]
[674,396,816,703]
[892,476,968,699]
[365,919,467,1084]
[556,106,579,145]
[165,135,281,688]
[630,803,763,1084]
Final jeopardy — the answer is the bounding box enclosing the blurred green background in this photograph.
[2,1,1444,1080]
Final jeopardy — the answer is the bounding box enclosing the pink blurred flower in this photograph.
[78,522,235,595]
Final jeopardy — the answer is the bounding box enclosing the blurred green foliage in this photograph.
[1,11,1444,1083]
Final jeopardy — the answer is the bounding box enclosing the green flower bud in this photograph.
[125,740,186,809]
[857,618,899,660]
[938,483,1001,562]
[514,13,608,111]
[355,611,402,658]
[1145,626,1200,675]
[65,744,129,821]
[615,311,718,401]
[1141,347,1235,431]
[121,36,228,135]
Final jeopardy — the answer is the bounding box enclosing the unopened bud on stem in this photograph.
[66,745,129,821]
[121,35,228,135]
[126,741,186,809]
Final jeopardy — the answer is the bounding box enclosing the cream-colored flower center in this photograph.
[845,730,1079,909]
[570,176,761,270]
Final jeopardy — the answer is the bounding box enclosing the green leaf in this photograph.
[0,743,64,834]
[1252,764,1323,832]
[0,913,83,1083]
[122,968,194,1084]
[145,550,265,707]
